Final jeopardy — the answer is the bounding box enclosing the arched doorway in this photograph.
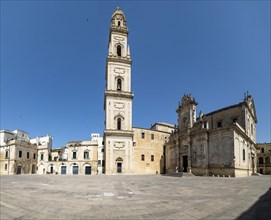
[84,164,92,175]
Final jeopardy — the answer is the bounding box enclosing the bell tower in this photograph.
[104,7,134,174]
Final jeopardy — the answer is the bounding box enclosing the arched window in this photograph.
[243,149,245,161]
[118,21,121,27]
[259,157,263,164]
[117,45,121,57]
[117,118,122,130]
[117,78,122,91]
[265,157,270,164]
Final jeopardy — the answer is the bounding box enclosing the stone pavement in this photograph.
[0,174,270,219]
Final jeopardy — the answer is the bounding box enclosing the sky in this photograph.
[1,0,270,147]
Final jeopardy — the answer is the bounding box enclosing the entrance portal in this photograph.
[31,164,35,174]
[16,166,22,174]
[183,155,188,172]
[85,166,91,175]
[61,166,66,174]
[117,163,122,173]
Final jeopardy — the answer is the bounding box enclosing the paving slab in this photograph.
[0,175,270,219]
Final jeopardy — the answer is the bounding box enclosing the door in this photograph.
[85,166,91,175]
[117,163,122,173]
[183,156,188,172]
[16,166,22,174]
[31,164,35,174]
[73,166,78,175]
[50,166,53,174]
[61,166,66,174]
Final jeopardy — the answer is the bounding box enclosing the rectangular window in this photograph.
[19,150,22,158]
[141,154,145,161]
[27,152,29,159]
[33,153,36,159]
[217,121,222,128]
[133,142,136,146]
[261,148,264,153]
[73,151,77,159]
[101,149,104,152]
[151,155,154,162]
[84,151,89,159]
[40,153,44,161]
[5,150,9,159]
[54,157,58,161]
[102,160,105,166]
[141,132,145,139]
[5,164,7,170]
[151,134,154,140]
[98,160,101,165]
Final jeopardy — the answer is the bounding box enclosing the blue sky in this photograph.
[1,1,270,147]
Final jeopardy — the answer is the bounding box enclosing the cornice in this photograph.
[107,57,132,65]
[105,90,134,99]
[104,129,133,137]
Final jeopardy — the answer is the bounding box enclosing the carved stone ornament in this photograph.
[180,145,188,152]
[114,36,124,41]
[114,141,125,149]
[114,67,125,74]
[114,102,124,109]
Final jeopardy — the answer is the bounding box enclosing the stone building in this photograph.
[103,8,175,174]
[257,143,271,174]
[0,129,52,175]
[165,93,258,177]
[36,138,99,175]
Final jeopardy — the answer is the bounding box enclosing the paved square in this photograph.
[0,175,270,219]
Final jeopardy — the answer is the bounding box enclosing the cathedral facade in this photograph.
[165,94,258,177]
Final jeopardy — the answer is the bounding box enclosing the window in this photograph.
[84,151,89,159]
[40,153,44,161]
[261,148,264,153]
[54,157,58,161]
[259,157,263,164]
[101,149,104,152]
[217,121,222,128]
[98,160,101,165]
[133,142,136,147]
[243,149,245,161]
[151,134,154,140]
[5,150,8,159]
[72,166,78,175]
[33,153,36,159]
[141,132,145,139]
[27,152,29,159]
[117,45,121,57]
[117,118,122,130]
[266,157,270,164]
[251,124,253,135]
[102,160,105,166]
[117,78,122,91]
[5,164,7,170]
[19,150,22,158]
[141,154,145,161]
[151,155,154,162]
[118,21,121,26]
[233,118,238,123]
[73,152,77,159]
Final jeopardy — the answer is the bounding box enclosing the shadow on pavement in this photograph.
[237,187,271,220]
